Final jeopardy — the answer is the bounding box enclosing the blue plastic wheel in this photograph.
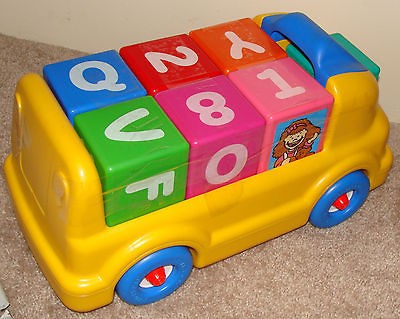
[309,171,370,228]
[116,246,193,305]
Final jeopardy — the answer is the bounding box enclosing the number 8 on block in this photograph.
[156,75,265,198]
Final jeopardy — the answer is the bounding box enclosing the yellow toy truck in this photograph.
[4,12,392,311]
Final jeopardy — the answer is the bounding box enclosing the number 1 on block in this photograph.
[257,68,305,99]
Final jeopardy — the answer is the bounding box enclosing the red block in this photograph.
[120,34,221,95]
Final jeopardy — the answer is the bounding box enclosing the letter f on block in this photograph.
[125,171,175,200]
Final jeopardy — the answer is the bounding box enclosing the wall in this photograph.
[1,0,398,122]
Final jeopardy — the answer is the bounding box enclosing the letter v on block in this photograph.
[104,108,165,142]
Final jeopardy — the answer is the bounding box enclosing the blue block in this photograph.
[43,50,146,124]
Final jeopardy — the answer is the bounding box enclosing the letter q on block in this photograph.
[69,60,127,92]
[43,50,147,125]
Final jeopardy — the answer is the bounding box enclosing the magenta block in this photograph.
[228,57,334,172]
[155,75,265,198]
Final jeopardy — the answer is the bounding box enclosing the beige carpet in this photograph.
[0,33,399,319]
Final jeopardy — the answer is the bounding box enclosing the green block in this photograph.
[75,96,189,226]
[331,33,380,80]
[286,43,315,77]
[286,33,380,80]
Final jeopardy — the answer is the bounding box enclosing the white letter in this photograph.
[145,46,199,73]
[105,108,165,142]
[224,31,266,60]
[257,68,305,99]
[186,91,235,126]
[125,171,175,200]
[69,60,126,92]
[205,144,248,185]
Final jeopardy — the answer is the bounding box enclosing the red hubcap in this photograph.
[332,193,350,210]
[145,267,167,286]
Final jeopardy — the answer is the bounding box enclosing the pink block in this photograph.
[155,75,265,198]
[228,57,333,172]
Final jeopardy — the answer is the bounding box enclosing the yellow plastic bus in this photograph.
[4,12,392,311]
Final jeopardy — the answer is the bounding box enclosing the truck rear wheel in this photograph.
[116,246,193,305]
[309,170,370,228]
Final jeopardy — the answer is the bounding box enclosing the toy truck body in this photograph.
[4,12,392,311]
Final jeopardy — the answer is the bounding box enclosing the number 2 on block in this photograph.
[257,68,305,99]
[145,46,199,73]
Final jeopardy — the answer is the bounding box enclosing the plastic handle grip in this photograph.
[260,12,366,86]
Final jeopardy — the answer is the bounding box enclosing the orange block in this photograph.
[190,18,287,74]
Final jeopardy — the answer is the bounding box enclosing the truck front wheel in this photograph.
[116,246,193,305]
[309,170,370,228]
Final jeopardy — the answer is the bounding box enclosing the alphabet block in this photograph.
[43,50,146,124]
[190,18,287,74]
[229,57,333,171]
[120,34,221,95]
[155,75,265,198]
[74,96,189,226]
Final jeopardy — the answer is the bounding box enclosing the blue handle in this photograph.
[260,13,366,86]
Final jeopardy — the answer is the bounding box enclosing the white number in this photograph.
[145,46,199,73]
[69,60,126,92]
[125,171,175,200]
[224,31,266,59]
[205,144,248,185]
[186,91,235,126]
[105,108,165,142]
[257,68,305,99]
